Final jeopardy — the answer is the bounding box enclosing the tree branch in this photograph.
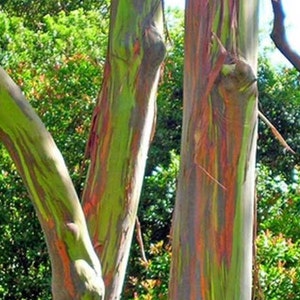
[0,67,104,299]
[258,110,295,154]
[270,0,300,71]
[135,217,148,264]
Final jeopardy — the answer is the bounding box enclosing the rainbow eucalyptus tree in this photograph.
[0,0,165,299]
[0,67,105,299]
[82,0,165,298]
[169,0,259,299]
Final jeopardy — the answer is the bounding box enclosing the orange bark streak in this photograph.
[54,239,75,298]
[133,39,141,56]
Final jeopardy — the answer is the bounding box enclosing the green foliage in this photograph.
[255,232,300,300]
[146,8,184,172]
[124,152,178,299]
[139,151,179,243]
[257,58,300,176]
[0,0,110,28]
[0,10,107,298]
[0,146,51,300]
[254,165,300,299]
[0,5,299,299]
[124,241,171,300]
[257,165,300,240]
[0,8,108,189]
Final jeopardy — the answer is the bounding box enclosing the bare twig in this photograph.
[258,110,295,154]
[135,217,148,264]
[196,165,227,191]
[270,0,300,71]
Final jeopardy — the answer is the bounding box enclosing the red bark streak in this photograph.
[83,80,111,220]
[133,39,141,57]
[83,194,98,216]
[47,218,56,230]
[81,2,165,297]
[203,48,227,102]
[85,61,111,160]
[217,83,246,267]
[170,0,257,296]
[54,239,76,298]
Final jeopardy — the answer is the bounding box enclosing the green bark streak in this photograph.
[82,1,165,298]
[0,67,104,299]
[169,0,258,299]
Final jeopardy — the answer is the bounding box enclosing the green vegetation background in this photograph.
[0,4,299,299]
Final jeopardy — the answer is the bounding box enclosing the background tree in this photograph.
[0,10,108,299]
[270,0,300,72]
[0,0,110,27]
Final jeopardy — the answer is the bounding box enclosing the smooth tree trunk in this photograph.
[81,1,165,299]
[270,0,300,71]
[0,67,104,299]
[0,1,165,298]
[169,1,258,299]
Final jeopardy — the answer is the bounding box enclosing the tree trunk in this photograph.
[169,1,258,299]
[0,67,104,299]
[81,1,166,299]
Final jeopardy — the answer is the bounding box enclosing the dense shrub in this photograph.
[124,241,171,300]
[124,151,178,299]
[255,231,300,300]
[0,147,51,300]
[254,165,300,299]
[139,151,179,243]
[257,165,300,240]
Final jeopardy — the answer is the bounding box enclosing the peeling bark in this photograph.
[82,1,166,299]
[169,1,258,299]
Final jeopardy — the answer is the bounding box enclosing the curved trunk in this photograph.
[0,67,104,299]
[82,1,166,299]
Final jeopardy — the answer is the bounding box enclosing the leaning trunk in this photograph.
[169,1,258,299]
[81,1,165,299]
[0,67,104,299]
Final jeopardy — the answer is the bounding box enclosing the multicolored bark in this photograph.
[0,67,104,299]
[169,1,258,299]
[81,1,166,298]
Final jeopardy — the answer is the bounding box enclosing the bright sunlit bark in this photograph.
[169,1,259,299]
[82,1,166,298]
